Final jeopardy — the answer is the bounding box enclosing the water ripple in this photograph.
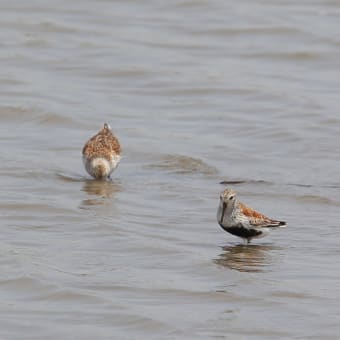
[146,154,218,175]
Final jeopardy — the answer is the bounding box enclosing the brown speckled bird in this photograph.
[217,189,286,244]
[82,123,121,180]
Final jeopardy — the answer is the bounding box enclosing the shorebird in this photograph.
[217,189,286,244]
[82,123,121,180]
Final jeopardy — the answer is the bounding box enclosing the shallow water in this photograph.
[1,0,340,338]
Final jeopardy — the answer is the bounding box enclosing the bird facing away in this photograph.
[217,189,286,244]
[82,123,121,180]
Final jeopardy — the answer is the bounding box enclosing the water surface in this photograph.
[1,0,340,338]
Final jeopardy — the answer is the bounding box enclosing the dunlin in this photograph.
[217,189,286,243]
[82,123,121,180]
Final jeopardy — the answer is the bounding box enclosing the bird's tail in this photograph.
[268,220,287,228]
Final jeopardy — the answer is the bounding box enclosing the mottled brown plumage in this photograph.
[239,202,275,227]
[82,123,121,179]
[82,123,121,161]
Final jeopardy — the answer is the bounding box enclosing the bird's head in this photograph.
[219,188,237,219]
[220,188,237,205]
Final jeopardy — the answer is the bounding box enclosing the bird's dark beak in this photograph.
[221,202,226,222]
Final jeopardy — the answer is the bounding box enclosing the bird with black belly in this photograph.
[217,189,286,244]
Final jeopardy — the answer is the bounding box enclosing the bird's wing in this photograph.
[239,202,286,228]
[83,129,120,157]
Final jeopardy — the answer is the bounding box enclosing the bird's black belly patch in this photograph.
[223,225,262,238]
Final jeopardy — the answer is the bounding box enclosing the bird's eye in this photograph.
[229,196,234,200]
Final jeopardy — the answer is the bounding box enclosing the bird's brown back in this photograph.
[239,202,274,226]
[82,125,121,161]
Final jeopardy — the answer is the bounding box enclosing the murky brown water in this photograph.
[1,1,340,338]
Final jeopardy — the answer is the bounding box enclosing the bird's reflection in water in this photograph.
[81,179,122,206]
[214,244,279,273]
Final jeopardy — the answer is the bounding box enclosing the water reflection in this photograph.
[214,244,278,273]
[81,180,121,206]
